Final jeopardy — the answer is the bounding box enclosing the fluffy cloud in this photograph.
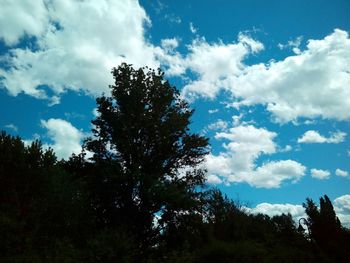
[0,0,49,45]
[298,130,346,144]
[252,160,306,188]
[335,168,349,177]
[165,29,350,123]
[232,29,350,122]
[205,125,306,188]
[311,168,330,180]
[41,118,84,159]
[0,0,157,101]
[156,33,264,99]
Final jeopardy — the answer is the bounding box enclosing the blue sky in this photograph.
[0,0,350,225]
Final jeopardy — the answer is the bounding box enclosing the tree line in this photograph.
[1,64,349,262]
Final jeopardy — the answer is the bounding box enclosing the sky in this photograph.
[0,0,350,226]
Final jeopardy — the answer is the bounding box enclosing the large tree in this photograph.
[82,63,209,253]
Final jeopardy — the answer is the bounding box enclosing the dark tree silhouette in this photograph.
[0,131,91,262]
[79,63,209,257]
[303,195,350,261]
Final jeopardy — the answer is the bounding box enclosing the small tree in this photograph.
[83,63,209,252]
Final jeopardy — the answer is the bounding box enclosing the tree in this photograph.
[81,63,209,256]
[0,131,91,262]
[303,195,350,261]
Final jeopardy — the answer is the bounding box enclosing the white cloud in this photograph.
[0,0,158,100]
[41,118,84,159]
[280,145,292,152]
[205,125,306,188]
[208,109,219,114]
[298,130,346,144]
[311,168,330,180]
[5,123,18,132]
[206,174,222,185]
[298,130,327,143]
[156,33,264,99]
[0,0,49,45]
[169,29,350,123]
[161,38,179,51]
[253,160,306,188]
[335,168,349,177]
[206,119,228,131]
[232,29,350,122]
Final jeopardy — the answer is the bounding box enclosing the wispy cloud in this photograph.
[5,123,18,132]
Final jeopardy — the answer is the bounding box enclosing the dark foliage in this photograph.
[1,65,349,262]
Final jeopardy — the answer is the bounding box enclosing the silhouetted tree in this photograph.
[78,63,209,259]
[0,131,91,262]
[303,195,350,261]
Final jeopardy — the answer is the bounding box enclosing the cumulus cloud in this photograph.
[205,125,306,188]
[311,168,330,180]
[0,0,157,101]
[335,168,349,177]
[0,0,49,45]
[298,130,346,144]
[41,118,85,159]
[156,33,264,99]
[166,29,350,123]
[233,29,350,122]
